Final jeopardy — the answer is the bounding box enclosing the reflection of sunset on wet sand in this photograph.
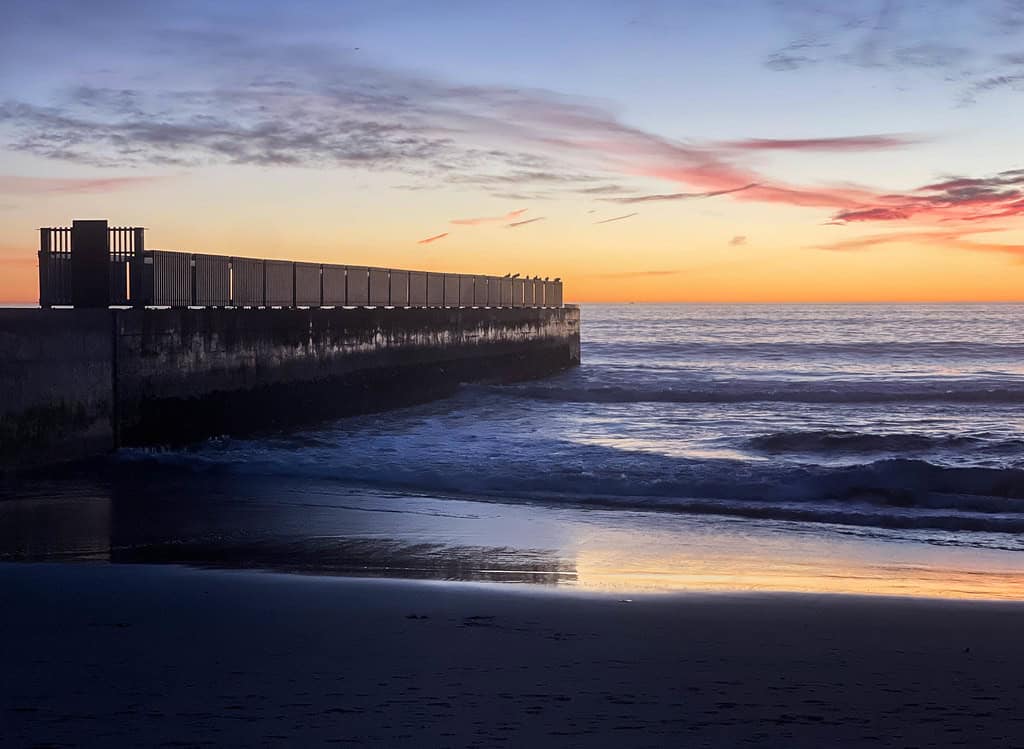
[6,479,1024,602]
[571,534,1024,600]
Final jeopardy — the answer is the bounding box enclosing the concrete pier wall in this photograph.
[0,310,116,468]
[0,306,580,469]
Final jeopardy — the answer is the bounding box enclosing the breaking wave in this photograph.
[119,441,1024,534]
[746,430,1024,455]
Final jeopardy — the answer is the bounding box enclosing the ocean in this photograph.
[5,303,1024,598]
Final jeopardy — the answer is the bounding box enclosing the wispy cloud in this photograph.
[417,232,448,244]
[0,174,167,194]
[720,135,922,151]
[729,235,747,246]
[828,168,1024,225]
[577,184,628,195]
[490,191,551,201]
[606,183,759,205]
[764,1,1024,106]
[0,14,1009,244]
[0,97,454,169]
[506,217,545,228]
[451,208,527,226]
[764,40,828,71]
[4,70,1005,235]
[0,36,926,222]
[594,212,638,224]
[829,207,911,222]
[812,227,1024,260]
[960,72,1024,104]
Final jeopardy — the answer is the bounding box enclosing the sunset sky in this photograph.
[2,1,1024,302]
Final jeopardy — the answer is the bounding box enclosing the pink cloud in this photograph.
[829,207,912,222]
[451,208,527,226]
[417,232,449,244]
[827,171,1024,225]
[594,212,638,225]
[812,227,1024,259]
[0,66,951,233]
[506,217,545,228]
[6,73,1009,240]
[814,230,968,252]
[581,127,879,212]
[371,82,1024,234]
[547,107,1018,227]
[605,183,759,205]
[0,175,168,194]
[463,94,969,224]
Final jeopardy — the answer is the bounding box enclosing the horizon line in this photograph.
[4,300,1024,307]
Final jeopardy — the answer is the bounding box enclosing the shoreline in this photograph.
[5,472,1024,602]
[4,561,1024,746]
[16,557,1024,605]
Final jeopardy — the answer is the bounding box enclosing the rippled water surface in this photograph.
[128,304,1024,531]
[6,304,1024,597]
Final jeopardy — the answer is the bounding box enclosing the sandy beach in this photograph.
[3,562,1023,747]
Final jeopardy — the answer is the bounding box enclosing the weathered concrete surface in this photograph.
[116,306,580,443]
[0,309,114,470]
[0,306,580,467]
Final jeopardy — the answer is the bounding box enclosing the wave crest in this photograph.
[502,380,1024,405]
[119,442,1024,534]
[745,430,1003,454]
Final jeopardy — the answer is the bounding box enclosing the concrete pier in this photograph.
[0,305,580,469]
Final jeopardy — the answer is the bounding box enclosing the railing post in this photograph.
[38,229,51,308]
[128,228,148,306]
[70,220,110,307]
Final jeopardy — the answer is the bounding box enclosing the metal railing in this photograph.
[38,222,564,309]
[37,227,72,307]
[39,225,145,307]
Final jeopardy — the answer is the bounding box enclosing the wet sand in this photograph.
[3,562,1024,747]
[5,476,1024,600]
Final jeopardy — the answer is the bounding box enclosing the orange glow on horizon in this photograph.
[3,214,1024,304]
[0,258,37,304]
